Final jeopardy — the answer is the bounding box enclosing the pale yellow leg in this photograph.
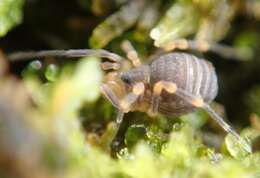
[149,81,177,115]
[121,40,142,67]
[101,61,121,70]
[163,39,250,60]
[163,39,209,52]
[120,82,145,113]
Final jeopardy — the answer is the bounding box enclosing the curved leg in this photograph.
[101,83,121,109]
[101,82,145,152]
[121,40,142,67]
[163,39,250,61]
[101,82,145,123]
[99,83,125,151]
[149,81,177,115]
[120,82,145,113]
[149,80,251,153]
[174,87,252,153]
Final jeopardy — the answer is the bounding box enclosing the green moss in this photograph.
[1,1,260,177]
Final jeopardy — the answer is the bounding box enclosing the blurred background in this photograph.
[0,0,260,178]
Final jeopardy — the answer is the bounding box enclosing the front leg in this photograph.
[120,82,145,113]
[101,81,145,124]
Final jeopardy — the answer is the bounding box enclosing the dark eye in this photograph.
[121,73,131,84]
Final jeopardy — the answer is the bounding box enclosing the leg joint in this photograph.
[153,81,177,95]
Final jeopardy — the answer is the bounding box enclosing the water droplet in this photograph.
[172,123,184,131]
[225,134,251,159]
[45,64,59,82]
[30,60,42,70]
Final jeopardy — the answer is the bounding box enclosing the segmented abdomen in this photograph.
[150,52,218,116]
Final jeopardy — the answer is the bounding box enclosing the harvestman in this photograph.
[8,40,252,153]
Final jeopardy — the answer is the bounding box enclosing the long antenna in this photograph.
[8,49,124,62]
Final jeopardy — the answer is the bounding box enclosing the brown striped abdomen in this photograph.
[150,53,218,116]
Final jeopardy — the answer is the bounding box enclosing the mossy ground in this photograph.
[0,1,259,178]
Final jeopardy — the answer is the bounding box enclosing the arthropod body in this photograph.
[118,53,218,116]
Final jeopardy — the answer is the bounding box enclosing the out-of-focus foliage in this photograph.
[0,0,24,37]
[89,0,147,48]
[245,86,260,116]
[245,0,260,20]
[150,0,238,47]
[0,0,260,178]
[89,0,160,48]
[1,84,260,178]
[89,0,240,49]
